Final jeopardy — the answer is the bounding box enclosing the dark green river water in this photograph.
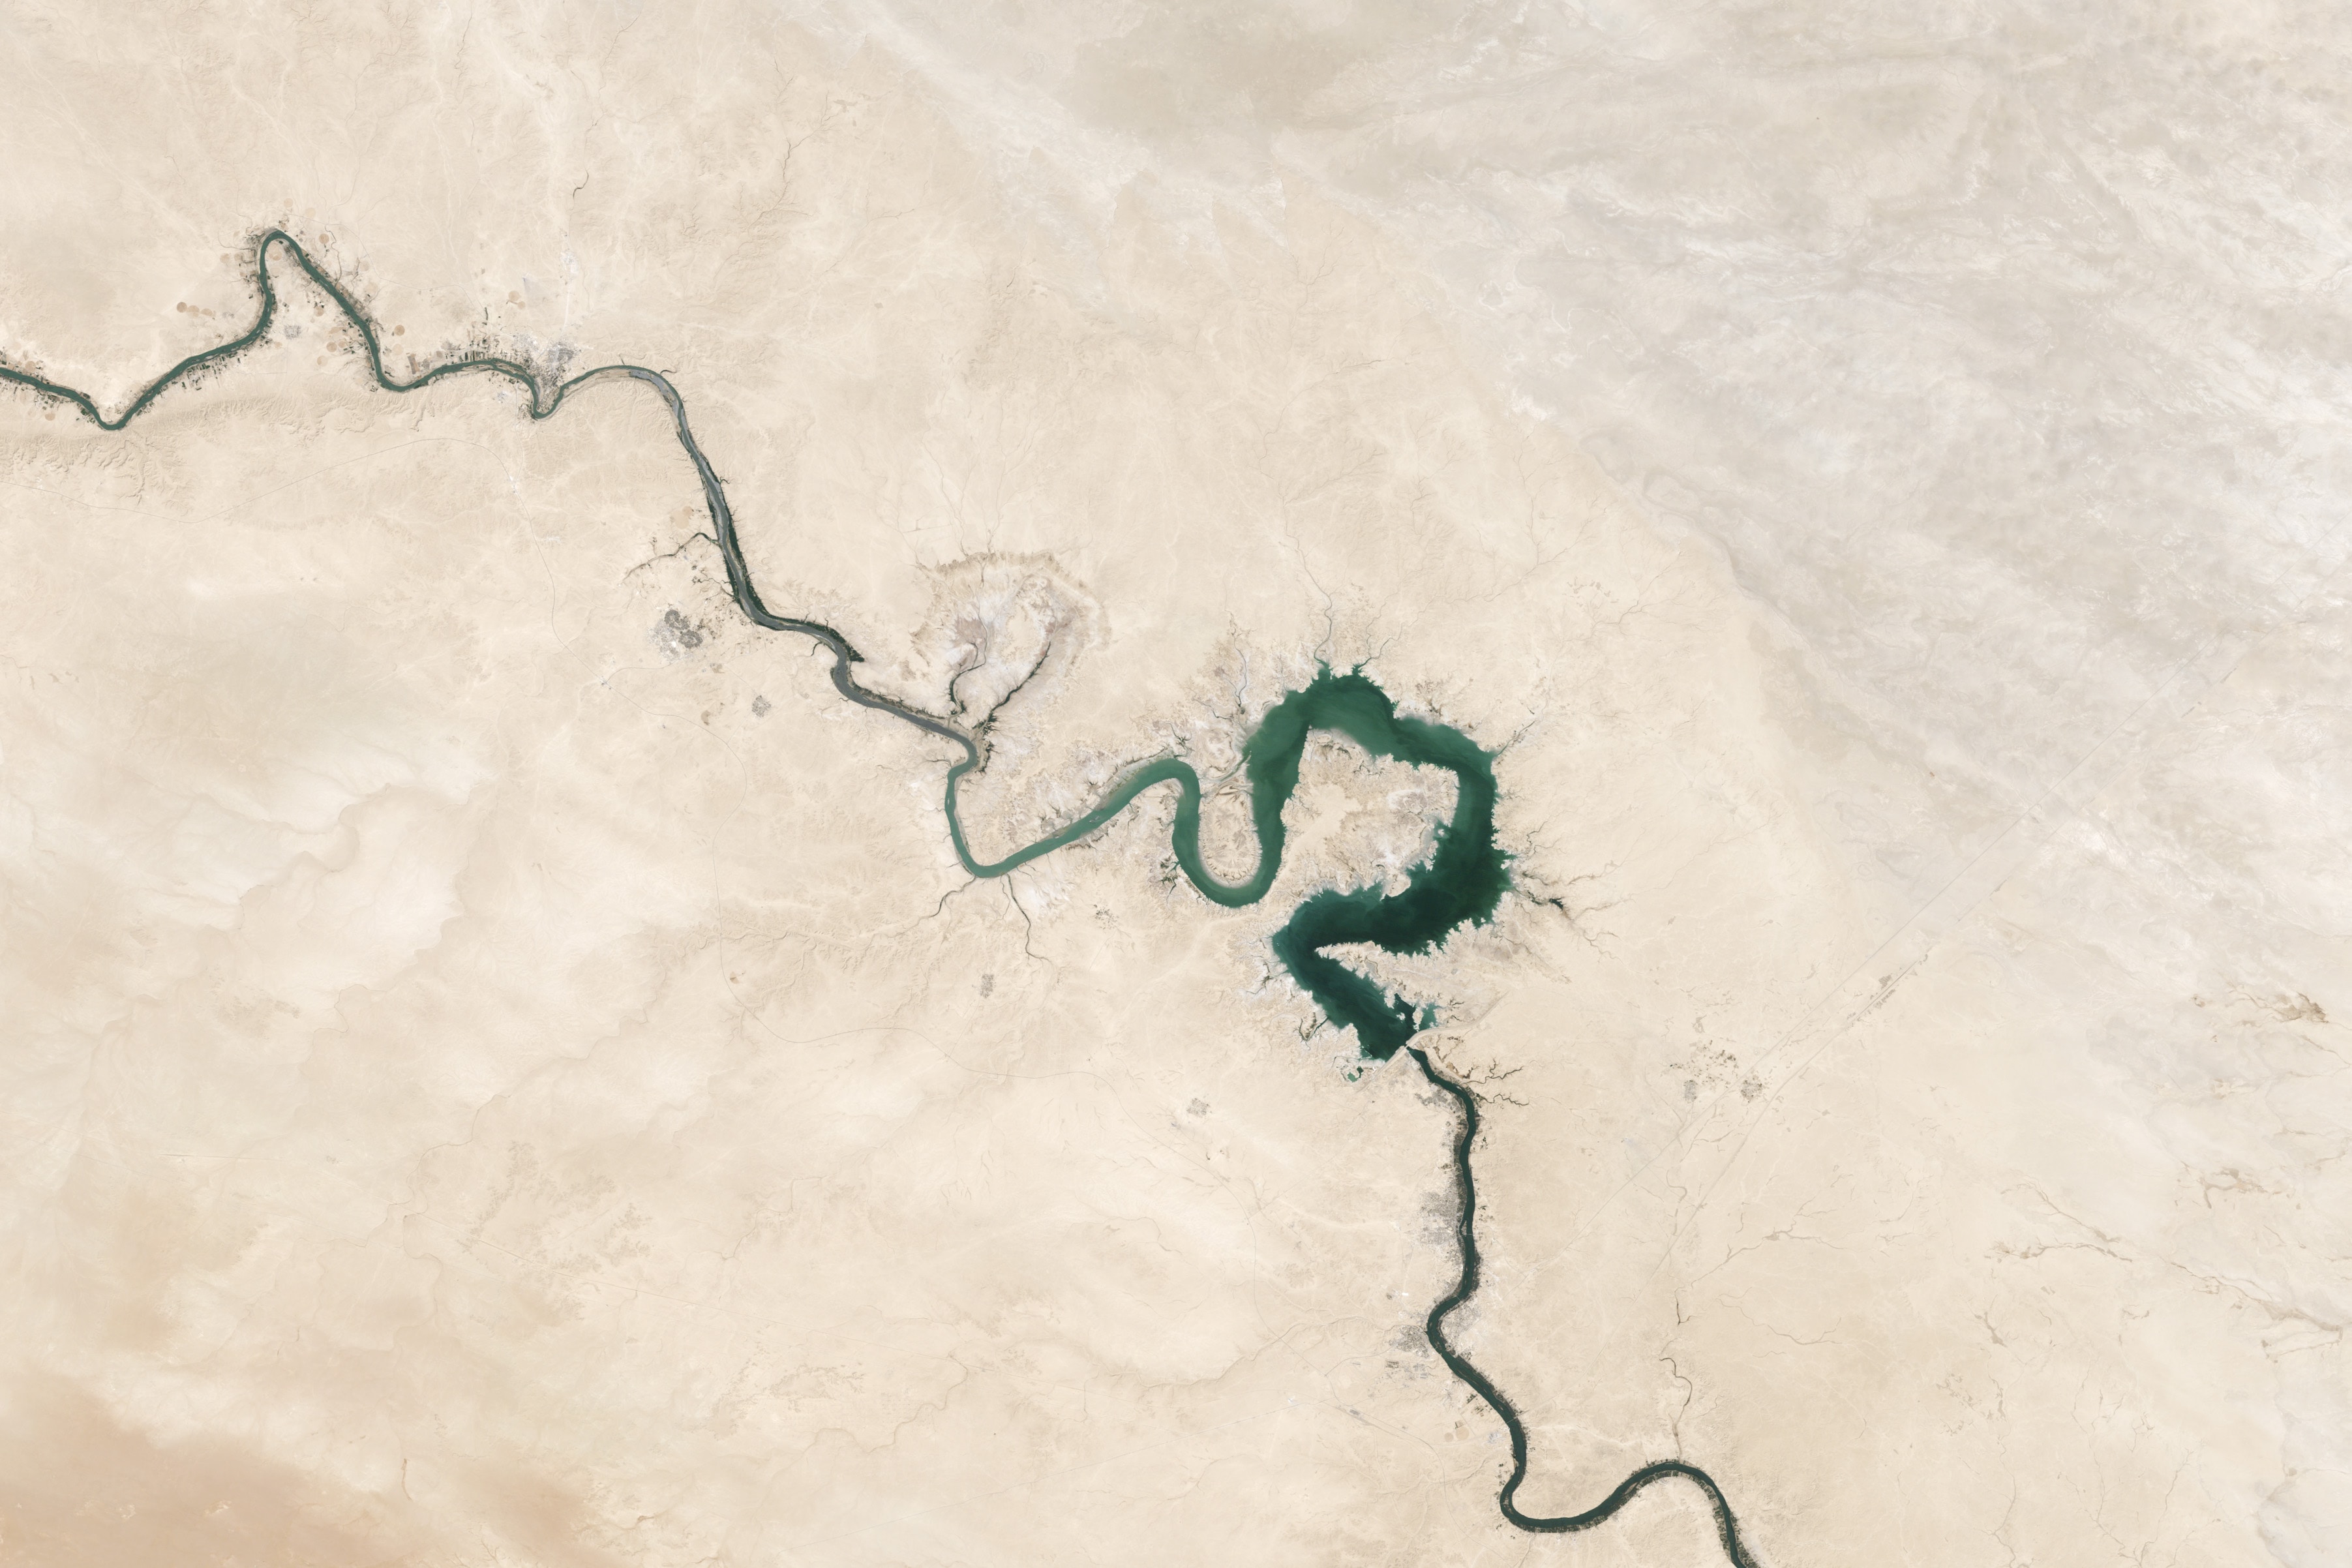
[949,665,1508,1058]
[2,228,1760,1566]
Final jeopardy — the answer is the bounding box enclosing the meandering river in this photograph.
[2,229,1760,1566]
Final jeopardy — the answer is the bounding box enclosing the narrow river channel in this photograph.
[2,228,1762,1566]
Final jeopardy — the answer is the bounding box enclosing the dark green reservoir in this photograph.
[947,666,1509,1057]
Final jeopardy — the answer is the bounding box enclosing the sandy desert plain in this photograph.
[3,3,2350,1565]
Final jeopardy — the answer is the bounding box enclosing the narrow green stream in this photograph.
[3,229,1760,1565]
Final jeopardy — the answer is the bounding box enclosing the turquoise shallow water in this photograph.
[946,666,1509,1057]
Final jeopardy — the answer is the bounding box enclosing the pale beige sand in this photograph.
[3,5,2347,1565]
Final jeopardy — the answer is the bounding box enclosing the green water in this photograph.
[948,667,1508,1058]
